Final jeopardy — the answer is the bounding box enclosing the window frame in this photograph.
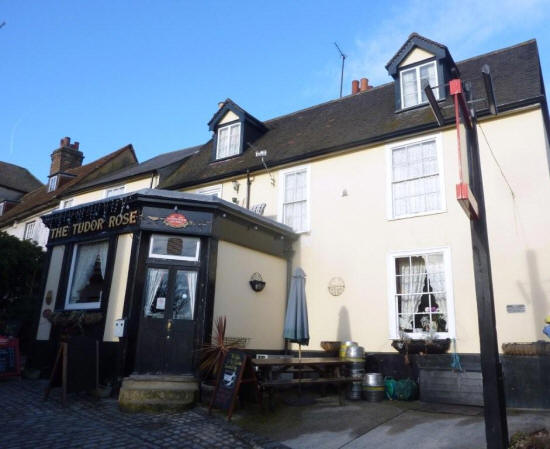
[148,234,201,262]
[64,239,110,310]
[104,185,125,198]
[386,133,446,220]
[387,246,455,340]
[399,60,439,109]
[277,164,311,233]
[197,184,223,198]
[24,221,36,241]
[215,122,242,160]
[48,176,58,192]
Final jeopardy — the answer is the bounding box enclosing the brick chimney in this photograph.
[351,80,360,95]
[359,78,373,92]
[50,137,84,176]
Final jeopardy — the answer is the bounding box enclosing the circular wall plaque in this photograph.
[328,277,345,296]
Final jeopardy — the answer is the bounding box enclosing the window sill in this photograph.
[210,153,242,164]
[388,209,447,221]
[395,98,445,114]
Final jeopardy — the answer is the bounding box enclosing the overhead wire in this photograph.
[477,122,515,200]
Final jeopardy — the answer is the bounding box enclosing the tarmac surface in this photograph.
[231,390,550,449]
[2,379,550,448]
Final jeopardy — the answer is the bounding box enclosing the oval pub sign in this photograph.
[163,212,189,228]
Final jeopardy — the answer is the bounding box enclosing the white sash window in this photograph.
[216,123,241,159]
[387,135,445,219]
[388,247,455,339]
[279,165,310,233]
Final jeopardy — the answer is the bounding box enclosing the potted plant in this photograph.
[198,316,244,404]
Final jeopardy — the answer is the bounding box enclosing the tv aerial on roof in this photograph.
[249,143,275,186]
[334,42,346,99]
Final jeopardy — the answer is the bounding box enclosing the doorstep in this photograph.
[118,374,198,412]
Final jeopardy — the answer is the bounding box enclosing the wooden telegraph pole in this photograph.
[426,72,509,448]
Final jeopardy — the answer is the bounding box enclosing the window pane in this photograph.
[394,252,449,336]
[282,169,308,232]
[106,187,124,198]
[228,124,241,156]
[68,241,109,306]
[173,270,197,320]
[391,139,440,217]
[150,235,200,260]
[217,127,229,158]
[143,268,168,318]
[402,69,418,108]
[420,63,438,102]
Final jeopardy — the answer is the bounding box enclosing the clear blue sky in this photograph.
[2,1,550,182]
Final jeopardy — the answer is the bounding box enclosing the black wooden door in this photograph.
[136,266,199,374]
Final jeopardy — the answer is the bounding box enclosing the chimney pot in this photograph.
[60,137,71,147]
[360,78,368,92]
[351,80,360,95]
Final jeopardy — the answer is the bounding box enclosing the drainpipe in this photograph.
[283,243,295,355]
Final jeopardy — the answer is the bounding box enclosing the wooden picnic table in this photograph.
[251,357,362,409]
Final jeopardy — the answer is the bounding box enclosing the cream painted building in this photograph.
[155,34,550,356]
[24,34,550,410]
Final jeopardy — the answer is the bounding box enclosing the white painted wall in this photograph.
[399,47,435,67]
[4,208,54,249]
[66,176,153,207]
[103,233,133,342]
[187,107,550,354]
[213,240,287,350]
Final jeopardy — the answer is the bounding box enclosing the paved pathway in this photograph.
[0,379,287,449]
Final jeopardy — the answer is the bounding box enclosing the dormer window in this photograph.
[208,99,267,162]
[48,175,58,192]
[216,123,241,159]
[400,60,439,108]
[386,33,458,112]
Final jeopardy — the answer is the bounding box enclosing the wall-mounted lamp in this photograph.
[232,180,240,193]
[249,272,266,292]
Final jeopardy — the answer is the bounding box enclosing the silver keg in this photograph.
[362,372,384,402]
[345,345,365,400]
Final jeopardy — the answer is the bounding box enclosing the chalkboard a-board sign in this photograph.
[44,336,99,406]
[208,349,259,420]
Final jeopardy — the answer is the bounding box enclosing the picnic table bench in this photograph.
[252,357,363,409]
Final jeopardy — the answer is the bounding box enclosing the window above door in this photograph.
[149,234,200,261]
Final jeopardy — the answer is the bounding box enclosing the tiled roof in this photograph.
[0,162,42,196]
[0,145,136,226]
[160,40,544,190]
[69,145,200,193]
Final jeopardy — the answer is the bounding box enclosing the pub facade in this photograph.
[36,189,295,382]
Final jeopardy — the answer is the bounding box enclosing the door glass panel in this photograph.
[143,268,169,318]
[173,270,197,320]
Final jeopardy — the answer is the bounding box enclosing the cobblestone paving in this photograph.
[0,379,288,449]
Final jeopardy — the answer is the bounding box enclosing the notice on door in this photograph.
[156,297,166,310]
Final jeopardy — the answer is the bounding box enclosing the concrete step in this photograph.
[118,375,199,413]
